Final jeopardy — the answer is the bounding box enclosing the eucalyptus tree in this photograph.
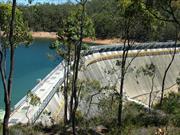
[0,2,31,135]
[50,39,73,125]
[137,63,156,112]
[157,0,179,107]
[144,0,180,107]
[115,0,158,129]
[51,0,94,133]
[66,2,94,133]
[25,91,41,124]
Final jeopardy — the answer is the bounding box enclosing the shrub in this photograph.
[137,112,168,127]
[171,114,180,127]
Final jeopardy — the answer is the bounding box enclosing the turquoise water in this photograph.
[0,38,61,109]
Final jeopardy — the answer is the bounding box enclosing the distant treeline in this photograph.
[19,0,177,41]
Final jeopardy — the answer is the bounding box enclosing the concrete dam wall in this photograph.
[36,92,64,125]
[10,43,180,125]
[79,49,180,105]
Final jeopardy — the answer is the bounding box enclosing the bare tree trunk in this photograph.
[72,39,81,135]
[118,19,130,130]
[69,44,77,122]
[3,102,11,135]
[149,74,155,112]
[159,25,178,107]
[64,46,71,124]
[3,1,16,135]
[25,107,30,125]
[71,1,87,134]
[118,44,128,129]
[63,61,68,124]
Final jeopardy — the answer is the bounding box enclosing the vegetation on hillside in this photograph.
[17,0,179,41]
[0,92,179,135]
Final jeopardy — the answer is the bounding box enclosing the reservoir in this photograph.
[0,38,61,109]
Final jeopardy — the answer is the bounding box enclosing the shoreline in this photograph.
[31,32,57,39]
[31,32,123,45]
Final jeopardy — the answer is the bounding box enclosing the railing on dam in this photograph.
[9,60,66,125]
[31,78,64,124]
[84,42,180,56]
[14,62,64,110]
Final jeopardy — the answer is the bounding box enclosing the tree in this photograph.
[70,1,94,133]
[0,2,31,135]
[25,91,41,124]
[144,0,180,107]
[0,2,17,135]
[137,63,156,112]
[116,0,151,130]
[86,0,121,38]
[19,3,75,32]
[50,39,74,125]
[51,1,94,133]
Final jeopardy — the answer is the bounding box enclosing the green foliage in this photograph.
[149,0,180,22]
[176,76,180,85]
[0,124,46,135]
[137,112,168,127]
[171,113,180,127]
[17,1,178,41]
[142,63,156,77]
[80,79,101,95]
[50,6,94,62]
[27,91,41,106]
[155,92,180,127]
[57,7,95,42]
[87,0,122,38]
[76,99,172,135]
[156,93,180,114]
[9,125,43,135]
[145,0,180,40]
[0,4,32,46]
[136,63,156,77]
[81,43,90,50]
[50,40,69,60]
[19,3,75,32]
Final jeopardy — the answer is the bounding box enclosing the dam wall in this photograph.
[9,61,65,125]
[36,92,64,125]
[9,42,180,125]
[79,49,180,105]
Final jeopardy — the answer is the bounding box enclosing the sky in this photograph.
[1,0,74,5]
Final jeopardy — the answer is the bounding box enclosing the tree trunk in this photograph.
[118,18,130,130]
[159,26,178,107]
[118,73,124,127]
[65,46,71,123]
[63,62,68,124]
[25,107,30,125]
[118,47,128,128]
[149,74,155,112]
[3,101,10,135]
[72,43,80,135]
[69,44,77,122]
[3,1,16,135]
[71,2,86,134]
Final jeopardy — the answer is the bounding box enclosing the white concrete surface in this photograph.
[9,61,65,125]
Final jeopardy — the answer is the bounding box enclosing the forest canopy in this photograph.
[1,0,178,41]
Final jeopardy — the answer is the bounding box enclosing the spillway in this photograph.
[79,47,180,105]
